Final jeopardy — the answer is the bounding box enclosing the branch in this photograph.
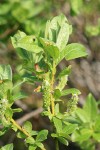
[16,107,43,125]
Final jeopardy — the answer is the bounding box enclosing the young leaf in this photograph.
[56,21,70,50]
[36,142,45,150]
[0,80,13,98]
[12,108,22,113]
[5,108,13,119]
[45,14,68,41]
[94,116,100,132]
[56,75,68,91]
[0,144,13,150]
[36,130,48,142]
[23,121,32,134]
[26,137,35,144]
[39,37,59,59]
[75,108,90,123]
[12,92,28,101]
[51,133,58,138]
[61,88,81,96]
[29,145,37,150]
[55,103,60,115]
[83,94,98,122]
[64,43,87,60]
[56,48,66,65]
[63,124,78,135]
[0,64,12,81]
[31,131,38,136]
[53,117,62,133]
[93,133,100,142]
[11,31,43,53]
[17,131,26,139]
[0,127,9,136]
[72,129,92,142]
[58,137,68,146]
[57,65,71,79]
[54,89,61,99]
[11,124,18,132]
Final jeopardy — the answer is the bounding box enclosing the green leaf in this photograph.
[36,130,48,142]
[55,103,60,115]
[94,115,100,132]
[61,88,81,96]
[31,131,38,136]
[56,75,68,91]
[26,137,35,144]
[79,141,95,150]
[23,74,41,83]
[58,137,68,146]
[85,24,100,37]
[36,142,45,149]
[83,94,98,122]
[39,37,59,59]
[56,48,66,65]
[42,111,53,120]
[63,124,78,135]
[57,65,71,78]
[12,92,28,101]
[55,113,64,120]
[0,17,7,25]
[0,144,13,150]
[11,31,43,53]
[0,127,9,136]
[75,108,90,123]
[93,133,100,142]
[54,89,61,99]
[16,48,43,64]
[12,80,26,91]
[70,0,83,15]
[45,14,67,41]
[0,4,11,15]
[53,117,62,133]
[29,145,37,150]
[45,14,72,46]
[11,5,29,23]
[1,116,10,127]
[11,124,18,132]
[72,129,92,142]
[11,1,44,23]
[56,21,71,50]
[12,108,22,113]
[23,121,32,134]
[51,133,58,138]
[65,43,87,60]
[0,65,12,81]
[17,131,26,139]
[5,108,13,119]
[0,80,13,98]
[45,14,72,52]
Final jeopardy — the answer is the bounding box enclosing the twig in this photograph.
[51,61,56,115]
[16,107,43,125]
[11,118,30,137]
[15,100,30,111]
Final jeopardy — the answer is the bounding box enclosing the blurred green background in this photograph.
[0,0,100,150]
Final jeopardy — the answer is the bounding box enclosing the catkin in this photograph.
[67,94,79,115]
[42,75,51,110]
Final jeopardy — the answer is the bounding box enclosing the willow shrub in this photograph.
[0,14,88,150]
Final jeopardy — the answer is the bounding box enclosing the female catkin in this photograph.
[42,73,51,110]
